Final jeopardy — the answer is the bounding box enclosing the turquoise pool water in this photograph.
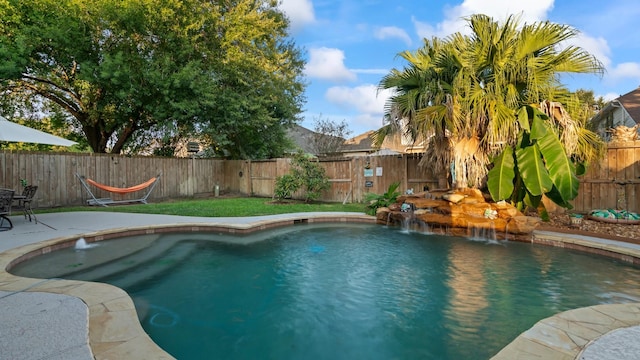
[11,224,640,359]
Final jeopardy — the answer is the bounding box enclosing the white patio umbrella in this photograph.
[0,116,77,147]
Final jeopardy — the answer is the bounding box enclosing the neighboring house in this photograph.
[590,87,640,141]
[340,131,377,157]
[286,124,318,155]
[340,130,426,157]
[286,124,346,156]
[287,124,427,158]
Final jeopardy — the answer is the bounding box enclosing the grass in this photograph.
[37,196,367,217]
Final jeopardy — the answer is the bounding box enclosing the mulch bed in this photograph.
[537,213,640,245]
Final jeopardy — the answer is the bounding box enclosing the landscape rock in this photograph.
[378,189,541,239]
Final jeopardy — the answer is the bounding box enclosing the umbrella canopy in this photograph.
[0,116,77,147]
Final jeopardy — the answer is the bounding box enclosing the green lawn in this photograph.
[38,197,366,217]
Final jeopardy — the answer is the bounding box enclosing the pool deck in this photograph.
[1,212,640,359]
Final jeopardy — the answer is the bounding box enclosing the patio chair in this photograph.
[12,185,38,224]
[0,188,15,231]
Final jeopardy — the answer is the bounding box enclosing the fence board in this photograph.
[2,143,640,211]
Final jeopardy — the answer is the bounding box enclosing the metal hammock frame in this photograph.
[76,172,162,206]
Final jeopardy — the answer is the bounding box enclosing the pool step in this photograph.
[90,241,199,290]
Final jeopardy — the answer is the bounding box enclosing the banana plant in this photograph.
[487,105,579,217]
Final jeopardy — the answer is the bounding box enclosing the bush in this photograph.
[274,174,301,201]
[274,151,331,202]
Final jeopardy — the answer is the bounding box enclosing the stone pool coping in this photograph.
[1,212,640,359]
[491,231,640,359]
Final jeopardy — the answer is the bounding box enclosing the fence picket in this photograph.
[1,143,639,212]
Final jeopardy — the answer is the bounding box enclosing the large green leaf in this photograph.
[545,185,574,209]
[523,192,542,210]
[516,106,531,133]
[533,118,579,201]
[529,108,549,139]
[515,145,553,196]
[487,147,516,201]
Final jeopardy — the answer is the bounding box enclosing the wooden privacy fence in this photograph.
[248,156,442,203]
[573,141,640,213]
[1,143,639,212]
[0,151,248,208]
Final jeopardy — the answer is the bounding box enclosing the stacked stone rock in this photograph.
[376,188,540,241]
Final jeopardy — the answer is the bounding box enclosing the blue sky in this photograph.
[278,0,640,136]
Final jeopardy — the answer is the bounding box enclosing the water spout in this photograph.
[400,214,412,233]
[400,203,416,233]
[468,222,497,243]
[416,220,432,234]
[75,237,97,250]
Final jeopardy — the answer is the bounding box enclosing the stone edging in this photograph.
[491,230,640,359]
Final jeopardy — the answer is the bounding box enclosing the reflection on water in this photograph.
[445,241,490,347]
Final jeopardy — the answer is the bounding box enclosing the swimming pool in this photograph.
[10,223,640,359]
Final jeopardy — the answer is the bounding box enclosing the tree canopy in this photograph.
[0,0,306,157]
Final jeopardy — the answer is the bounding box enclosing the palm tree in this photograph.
[378,14,604,192]
[377,37,459,185]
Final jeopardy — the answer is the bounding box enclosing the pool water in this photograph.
[12,224,640,359]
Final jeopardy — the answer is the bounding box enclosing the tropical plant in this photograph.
[487,105,580,218]
[364,182,401,216]
[378,14,604,203]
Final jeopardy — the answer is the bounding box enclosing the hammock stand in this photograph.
[76,173,161,206]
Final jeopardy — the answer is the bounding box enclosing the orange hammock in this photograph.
[85,176,158,195]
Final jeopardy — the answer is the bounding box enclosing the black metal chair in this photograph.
[13,185,38,224]
[0,188,15,231]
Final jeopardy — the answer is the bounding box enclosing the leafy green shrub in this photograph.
[274,151,331,202]
[364,182,401,215]
[274,174,301,201]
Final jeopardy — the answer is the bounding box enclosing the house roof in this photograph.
[616,87,640,124]
[341,131,375,152]
[589,87,640,133]
[286,124,346,155]
[286,124,317,154]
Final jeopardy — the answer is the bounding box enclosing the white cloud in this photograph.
[374,26,412,46]
[305,47,357,82]
[414,0,555,39]
[352,68,389,75]
[351,113,385,133]
[412,17,437,40]
[325,84,390,113]
[568,33,640,87]
[569,33,611,69]
[323,85,395,131]
[609,62,640,82]
[302,84,398,134]
[279,0,315,32]
[599,92,620,102]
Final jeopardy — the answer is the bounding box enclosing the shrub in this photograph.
[364,182,401,215]
[274,152,331,202]
[274,174,301,201]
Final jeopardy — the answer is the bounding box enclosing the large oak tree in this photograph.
[0,0,306,156]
